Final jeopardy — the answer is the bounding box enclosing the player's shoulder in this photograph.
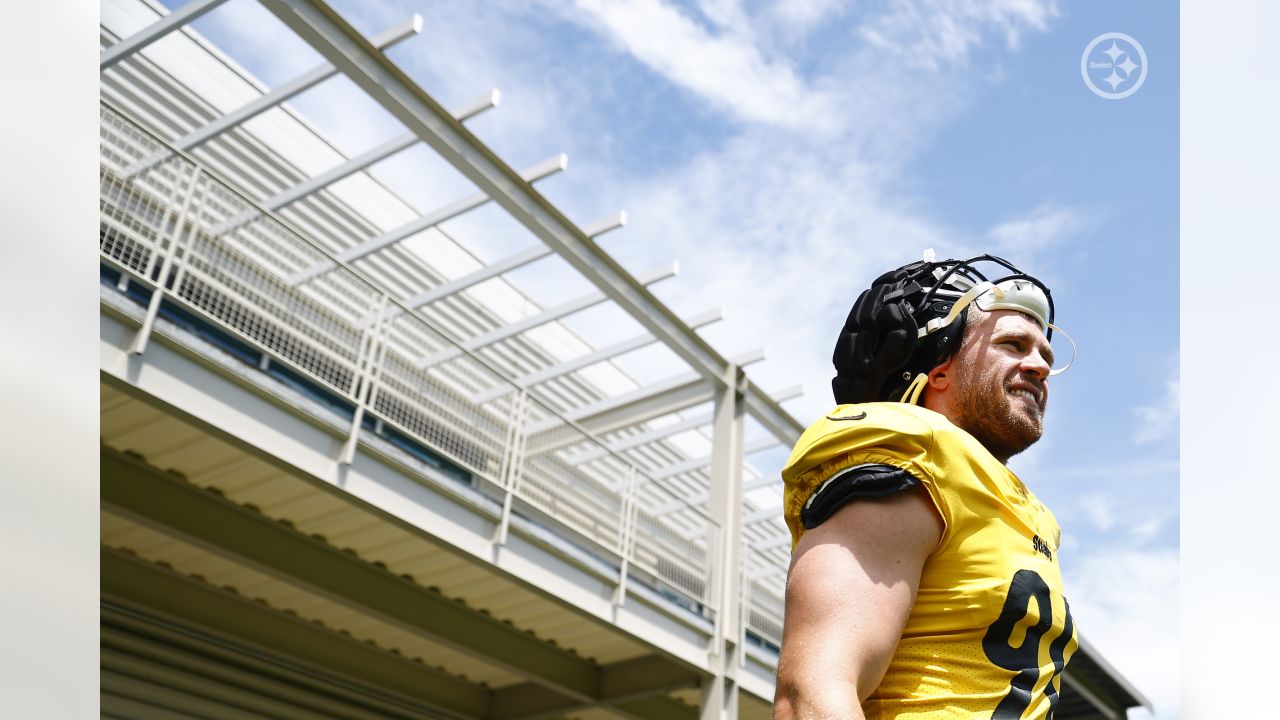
[783,402,959,477]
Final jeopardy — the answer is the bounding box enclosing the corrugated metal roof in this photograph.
[104,509,521,688]
[102,380,674,674]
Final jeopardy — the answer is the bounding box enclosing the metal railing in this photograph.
[742,543,787,649]
[100,101,743,622]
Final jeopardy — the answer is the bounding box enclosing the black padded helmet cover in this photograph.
[831,255,1049,405]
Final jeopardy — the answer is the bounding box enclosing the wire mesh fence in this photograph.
[742,543,788,648]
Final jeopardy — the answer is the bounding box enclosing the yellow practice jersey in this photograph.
[782,402,1077,720]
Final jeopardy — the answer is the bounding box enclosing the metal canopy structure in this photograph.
[97,1,1152,719]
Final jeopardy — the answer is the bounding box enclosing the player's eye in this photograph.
[998,339,1023,352]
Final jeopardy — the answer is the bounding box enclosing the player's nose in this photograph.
[1021,348,1051,380]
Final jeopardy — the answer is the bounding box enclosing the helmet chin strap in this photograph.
[899,372,930,405]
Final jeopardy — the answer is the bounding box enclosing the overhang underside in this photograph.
[100,379,775,720]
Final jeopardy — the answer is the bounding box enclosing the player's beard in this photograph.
[948,359,1045,463]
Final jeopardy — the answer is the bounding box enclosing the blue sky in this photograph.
[156,0,1179,715]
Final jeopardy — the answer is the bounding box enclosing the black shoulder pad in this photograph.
[801,463,920,530]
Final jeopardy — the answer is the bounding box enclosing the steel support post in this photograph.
[129,166,204,356]
[613,465,639,607]
[340,294,388,466]
[495,390,530,547]
[701,364,746,720]
[738,559,751,669]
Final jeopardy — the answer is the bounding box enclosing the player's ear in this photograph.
[927,356,953,391]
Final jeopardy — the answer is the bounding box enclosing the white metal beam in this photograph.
[254,0,805,449]
[742,474,783,493]
[526,375,708,454]
[578,210,629,241]
[762,385,803,404]
[702,363,745,720]
[287,154,569,286]
[741,507,782,527]
[747,564,788,582]
[473,307,721,406]
[731,348,766,368]
[396,210,626,317]
[592,435,774,497]
[416,262,677,369]
[647,437,778,483]
[407,244,546,307]
[212,89,498,234]
[650,462,784,517]
[558,410,714,466]
[527,378,798,458]
[751,535,792,552]
[121,17,424,180]
[100,0,231,70]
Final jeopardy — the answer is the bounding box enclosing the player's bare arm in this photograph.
[773,484,942,720]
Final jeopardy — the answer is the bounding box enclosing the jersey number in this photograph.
[981,569,1074,719]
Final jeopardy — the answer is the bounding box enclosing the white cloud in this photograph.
[1007,434,1048,475]
[597,130,954,420]
[987,204,1086,259]
[1037,454,1178,558]
[187,0,323,86]
[1066,547,1178,719]
[1076,492,1117,532]
[563,0,840,129]
[1035,456,1179,485]
[693,0,753,37]
[857,0,1059,71]
[1133,364,1179,445]
[1127,518,1162,543]
[767,0,847,36]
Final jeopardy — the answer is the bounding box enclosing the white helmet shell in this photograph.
[975,278,1051,331]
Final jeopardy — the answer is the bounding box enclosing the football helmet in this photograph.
[832,251,1071,405]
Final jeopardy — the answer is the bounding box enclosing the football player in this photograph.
[773,253,1077,720]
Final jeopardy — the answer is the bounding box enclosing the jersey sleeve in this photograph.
[799,463,921,529]
[782,403,953,548]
